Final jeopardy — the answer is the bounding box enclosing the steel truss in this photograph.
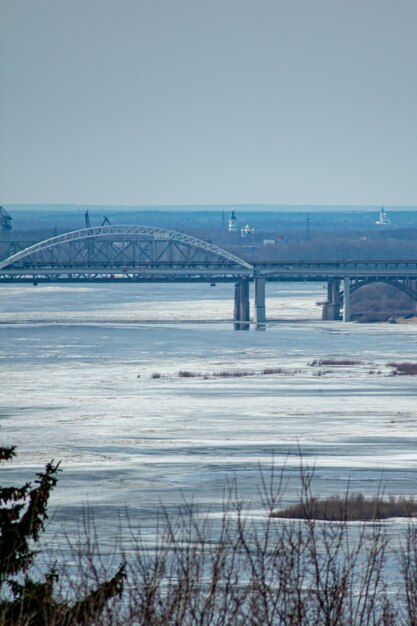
[0,225,253,281]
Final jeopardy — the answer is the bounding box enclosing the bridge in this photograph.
[1,225,417,327]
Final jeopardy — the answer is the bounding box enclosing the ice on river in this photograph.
[1,282,417,534]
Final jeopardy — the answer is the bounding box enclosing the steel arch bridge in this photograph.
[0,225,253,282]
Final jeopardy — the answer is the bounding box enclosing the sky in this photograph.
[1,0,417,207]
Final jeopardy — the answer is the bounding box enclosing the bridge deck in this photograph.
[1,260,417,282]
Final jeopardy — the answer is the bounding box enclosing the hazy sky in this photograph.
[1,0,417,206]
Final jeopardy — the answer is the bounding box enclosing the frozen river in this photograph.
[1,282,417,536]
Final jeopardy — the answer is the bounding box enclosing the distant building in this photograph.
[240,224,255,237]
[376,207,391,225]
[228,209,238,232]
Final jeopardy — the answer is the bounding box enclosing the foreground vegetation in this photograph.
[5,451,417,625]
[0,446,125,626]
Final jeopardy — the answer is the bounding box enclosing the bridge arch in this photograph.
[0,225,253,273]
[349,278,417,302]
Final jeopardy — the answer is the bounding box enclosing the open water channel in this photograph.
[0,282,417,542]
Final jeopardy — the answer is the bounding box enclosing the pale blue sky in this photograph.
[1,0,417,206]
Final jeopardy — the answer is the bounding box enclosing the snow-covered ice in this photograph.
[1,282,417,535]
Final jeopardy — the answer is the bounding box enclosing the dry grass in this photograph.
[213,369,255,377]
[262,367,288,375]
[388,362,417,376]
[310,358,363,366]
[154,362,417,382]
[178,370,200,378]
[177,369,256,378]
[273,493,417,521]
[174,368,301,379]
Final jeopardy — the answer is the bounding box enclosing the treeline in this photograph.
[221,234,417,262]
[351,283,417,322]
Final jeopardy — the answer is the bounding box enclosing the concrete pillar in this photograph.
[322,303,339,320]
[343,277,351,322]
[239,279,250,329]
[234,282,241,324]
[322,279,341,320]
[331,279,341,305]
[234,279,250,330]
[327,281,333,302]
[254,277,266,326]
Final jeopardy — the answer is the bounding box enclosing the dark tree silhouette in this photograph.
[0,446,125,626]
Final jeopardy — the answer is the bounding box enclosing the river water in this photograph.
[1,282,417,539]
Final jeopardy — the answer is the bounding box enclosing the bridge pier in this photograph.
[254,277,266,327]
[343,277,351,322]
[322,279,342,320]
[234,279,250,330]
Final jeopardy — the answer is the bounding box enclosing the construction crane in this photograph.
[0,207,12,231]
[101,216,110,226]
